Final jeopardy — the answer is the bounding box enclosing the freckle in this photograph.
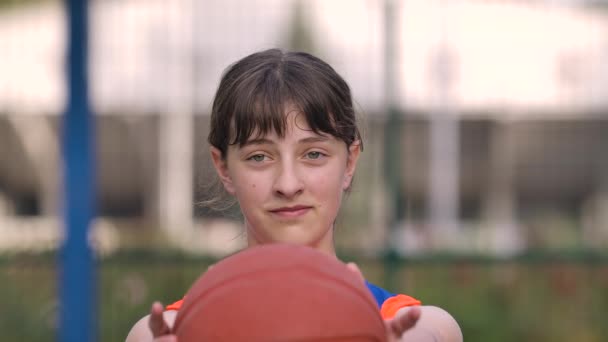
[252,184,256,188]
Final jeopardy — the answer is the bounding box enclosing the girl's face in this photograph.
[211,109,361,254]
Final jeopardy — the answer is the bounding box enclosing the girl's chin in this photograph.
[246,220,333,245]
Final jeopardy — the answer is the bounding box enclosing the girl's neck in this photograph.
[246,232,337,257]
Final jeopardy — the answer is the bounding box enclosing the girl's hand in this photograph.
[385,306,421,341]
[345,263,421,341]
[149,302,177,342]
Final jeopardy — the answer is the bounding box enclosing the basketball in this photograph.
[173,243,387,341]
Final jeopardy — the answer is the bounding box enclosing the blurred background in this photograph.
[2,0,608,340]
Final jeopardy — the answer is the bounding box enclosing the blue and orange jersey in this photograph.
[365,281,421,319]
[166,281,420,319]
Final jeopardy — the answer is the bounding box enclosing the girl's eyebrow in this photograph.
[298,136,330,144]
[242,138,274,147]
[242,136,330,147]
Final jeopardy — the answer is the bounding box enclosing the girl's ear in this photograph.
[343,140,362,190]
[210,146,236,195]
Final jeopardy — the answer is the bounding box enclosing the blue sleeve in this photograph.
[365,281,396,308]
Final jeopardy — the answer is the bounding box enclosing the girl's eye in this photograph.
[306,151,323,160]
[248,154,266,162]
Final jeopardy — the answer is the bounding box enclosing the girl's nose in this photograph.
[272,162,304,198]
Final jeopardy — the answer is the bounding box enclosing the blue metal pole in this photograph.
[383,0,403,290]
[60,0,96,341]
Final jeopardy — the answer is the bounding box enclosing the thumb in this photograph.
[387,306,421,337]
[345,262,365,283]
[149,302,172,337]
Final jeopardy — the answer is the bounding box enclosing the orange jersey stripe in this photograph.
[165,299,184,311]
[380,294,422,319]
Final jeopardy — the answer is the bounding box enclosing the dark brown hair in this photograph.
[208,49,363,156]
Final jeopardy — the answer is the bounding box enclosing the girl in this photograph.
[127,49,462,342]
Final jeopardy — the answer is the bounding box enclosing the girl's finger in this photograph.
[149,302,171,337]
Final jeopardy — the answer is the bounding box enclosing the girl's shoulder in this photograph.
[364,280,396,306]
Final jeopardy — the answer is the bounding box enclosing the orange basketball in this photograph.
[173,243,386,341]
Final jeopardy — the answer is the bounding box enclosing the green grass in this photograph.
[2,253,608,341]
[0,0,53,11]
